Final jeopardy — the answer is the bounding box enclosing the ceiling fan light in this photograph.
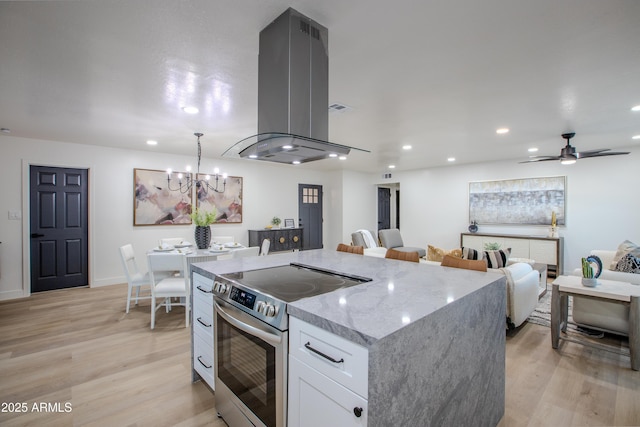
[561,159,576,165]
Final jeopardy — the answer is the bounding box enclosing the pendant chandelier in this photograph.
[166,132,227,194]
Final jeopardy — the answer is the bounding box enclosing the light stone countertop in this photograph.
[191,248,505,347]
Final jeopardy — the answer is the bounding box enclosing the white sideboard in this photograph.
[461,232,564,276]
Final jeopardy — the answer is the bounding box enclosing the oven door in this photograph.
[214,298,287,427]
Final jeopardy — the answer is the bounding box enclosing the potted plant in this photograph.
[271,216,282,229]
[191,207,217,249]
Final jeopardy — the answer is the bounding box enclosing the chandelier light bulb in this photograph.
[214,167,220,174]
[166,168,172,175]
[177,173,183,179]
[186,165,192,172]
[223,173,228,179]
[205,175,211,181]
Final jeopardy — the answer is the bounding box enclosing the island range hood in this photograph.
[223,8,368,164]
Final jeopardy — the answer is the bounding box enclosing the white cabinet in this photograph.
[461,233,564,275]
[192,273,215,390]
[288,317,368,427]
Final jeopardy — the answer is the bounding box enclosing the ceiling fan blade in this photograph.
[518,156,561,163]
[575,148,610,157]
[577,151,630,159]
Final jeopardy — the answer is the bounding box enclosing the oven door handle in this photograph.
[214,301,282,346]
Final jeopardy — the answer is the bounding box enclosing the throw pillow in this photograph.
[462,247,481,260]
[610,240,640,270]
[484,248,512,269]
[614,253,640,274]
[427,245,462,262]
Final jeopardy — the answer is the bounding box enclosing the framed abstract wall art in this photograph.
[469,176,566,225]
[196,174,243,223]
[134,168,193,226]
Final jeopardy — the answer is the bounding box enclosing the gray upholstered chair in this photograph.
[378,229,426,258]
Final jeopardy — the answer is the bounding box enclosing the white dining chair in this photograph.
[232,246,260,258]
[159,237,187,246]
[260,239,270,256]
[120,244,153,313]
[147,253,189,329]
[212,236,234,244]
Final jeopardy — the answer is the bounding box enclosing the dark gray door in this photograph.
[298,184,323,250]
[377,187,391,230]
[30,166,89,292]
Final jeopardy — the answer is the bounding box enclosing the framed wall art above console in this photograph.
[469,176,566,226]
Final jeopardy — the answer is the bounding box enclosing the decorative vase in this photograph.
[468,221,478,233]
[581,278,598,287]
[194,225,211,249]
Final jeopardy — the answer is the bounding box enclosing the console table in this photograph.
[461,232,564,276]
[550,275,639,371]
[249,228,303,252]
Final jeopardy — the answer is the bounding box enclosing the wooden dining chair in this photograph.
[440,254,487,272]
[384,248,420,263]
[336,243,364,255]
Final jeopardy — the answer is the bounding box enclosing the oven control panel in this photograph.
[213,276,286,329]
[229,286,256,310]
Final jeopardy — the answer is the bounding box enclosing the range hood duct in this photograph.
[223,8,368,164]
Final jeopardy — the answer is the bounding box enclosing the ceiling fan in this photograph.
[520,132,630,164]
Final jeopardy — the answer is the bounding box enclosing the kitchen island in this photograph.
[191,249,506,427]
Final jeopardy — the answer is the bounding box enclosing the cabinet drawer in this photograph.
[193,295,214,342]
[290,317,368,399]
[193,332,215,390]
[193,273,214,302]
[288,355,367,427]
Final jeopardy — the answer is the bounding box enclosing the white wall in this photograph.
[340,170,378,244]
[0,136,337,300]
[369,146,640,273]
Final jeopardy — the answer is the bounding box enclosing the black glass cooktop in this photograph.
[219,263,372,303]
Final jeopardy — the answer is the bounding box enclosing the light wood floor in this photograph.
[1,283,639,426]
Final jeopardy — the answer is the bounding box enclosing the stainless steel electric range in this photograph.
[211,263,371,427]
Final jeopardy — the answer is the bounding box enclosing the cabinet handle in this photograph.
[292,236,299,242]
[304,342,344,364]
[197,356,212,369]
[196,317,212,328]
[353,407,363,418]
[279,237,285,244]
[196,285,213,294]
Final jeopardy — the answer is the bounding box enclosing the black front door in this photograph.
[298,184,323,250]
[377,187,391,230]
[30,166,89,292]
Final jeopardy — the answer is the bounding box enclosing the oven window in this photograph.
[217,315,276,426]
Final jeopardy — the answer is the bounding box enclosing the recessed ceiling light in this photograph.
[528,147,538,152]
[633,135,640,140]
[292,160,301,165]
[249,154,258,159]
[447,157,456,162]
[282,145,293,149]
[146,140,158,146]
[388,164,396,169]
[402,145,412,150]
[182,106,199,114]
[631,105,640,112]
[338,156,347,160]
[496,128,509,134]
[328,153,338,158]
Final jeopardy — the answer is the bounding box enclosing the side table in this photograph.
[550,275,639,371]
